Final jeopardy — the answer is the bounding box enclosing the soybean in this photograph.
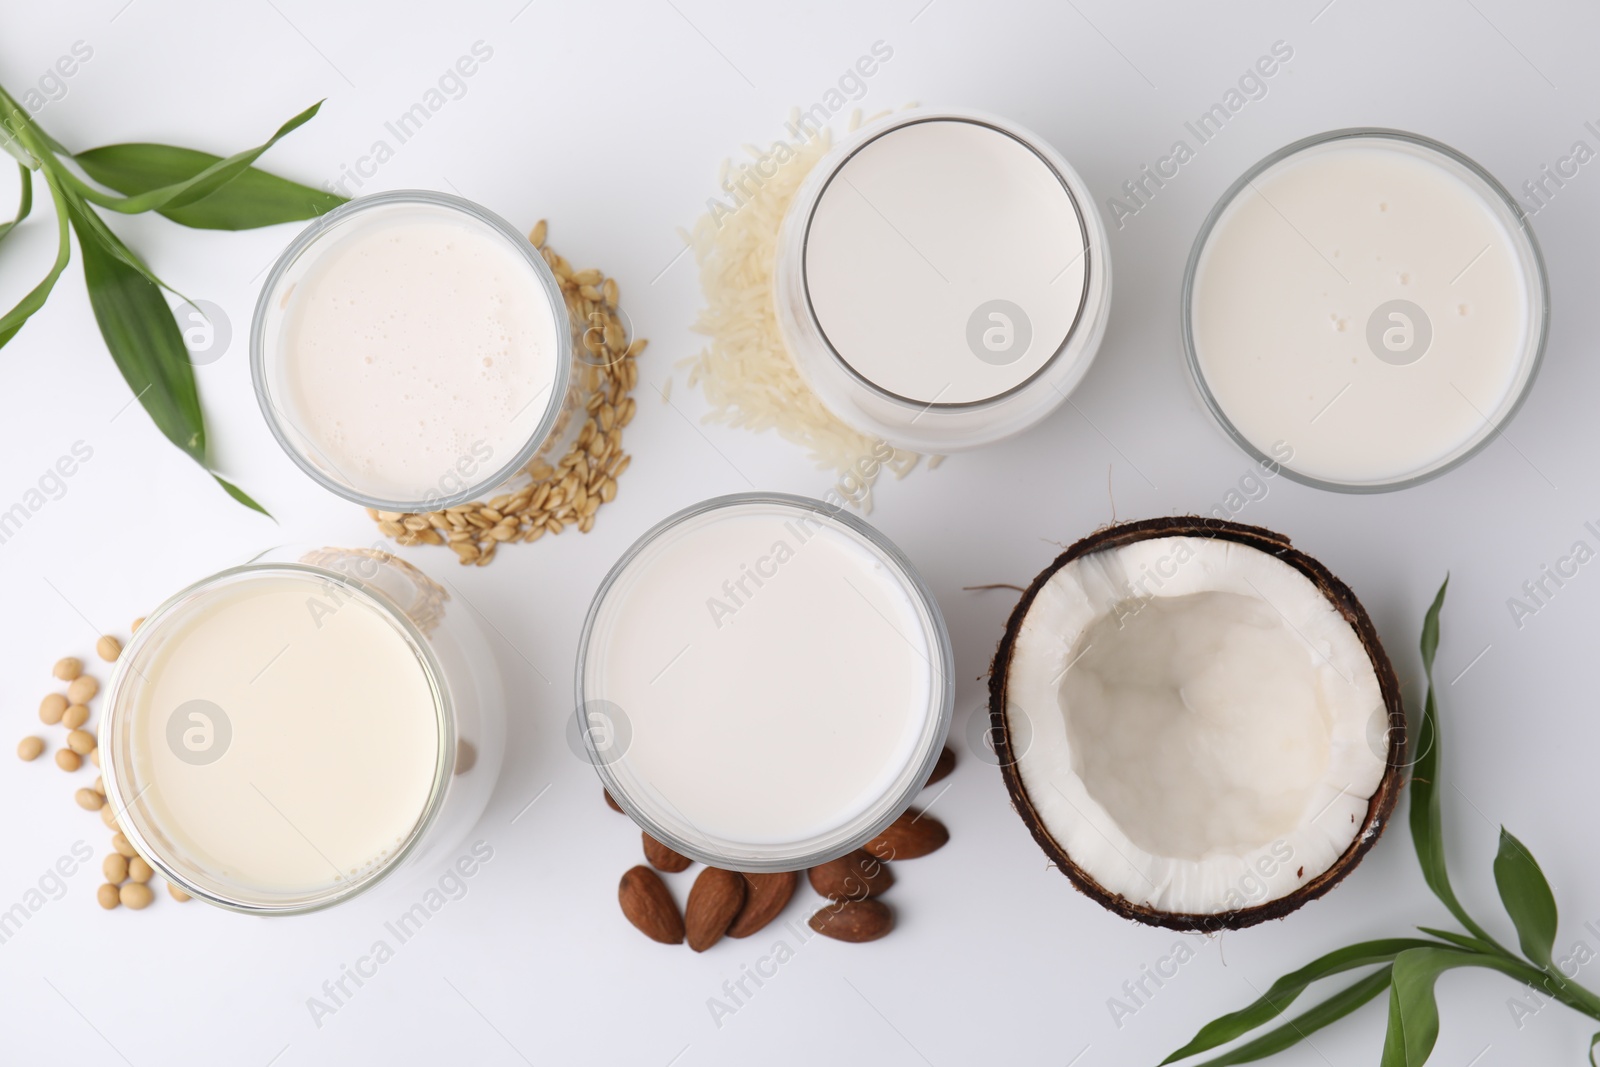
[66,676,97,705]
[167,883,191,903]
[39,694,67,725]
[96,884,121,910]
[103,854,128,884]
[127,857,153,884]
[111,833,137,858]
[52,657,82,681]
[74,788,103,811]
[119,883,152,910]
[55,749,80,772]
[95,636,121,662]
[66,729,95,755]
[17,737,43,761]
[62,704,89,729]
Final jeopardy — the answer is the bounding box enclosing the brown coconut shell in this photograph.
[987,516,1406,932]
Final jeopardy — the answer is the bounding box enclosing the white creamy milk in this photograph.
[584,501,935,847]
[1190,135,1541,486]
[804,118,1090,404]
[275,201,561,502]
[124,572,440,896]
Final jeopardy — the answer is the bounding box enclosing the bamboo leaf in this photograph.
[1409,578,1496,944]
[1178,968,1394,1067]
[67,198,205,462]
[84,101,327,215]
[1493,828,1558,967]
[0,172,71,348]
[1416,927,1494,953]
[0,162,31,243]
[1160,940,1439,1064]
[1379,948,1481,1065]
[213,473,271,518]
[76,141,343,230]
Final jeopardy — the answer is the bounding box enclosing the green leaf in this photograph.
[0,172,71,348]
[1416,927,1495,953]
[76,141,344,230]
[83,101,328,216]
[213,473,272,518]
[1589,1031,1599,1067]
[66,197,205,463]
[1409,577,1498,946]
[1177,967,1394,1067]
[1493,828,1558,966]
[1160,940,1440,1064]
[1379,947,1483,1065]
[0,162,31,243]
[59,185,184,297]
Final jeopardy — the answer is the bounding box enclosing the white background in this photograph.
[2,1,1598,1064]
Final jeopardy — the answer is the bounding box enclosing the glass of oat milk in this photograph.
[98,547,504,913]
[577,493,953,871]
[251,190,573,511]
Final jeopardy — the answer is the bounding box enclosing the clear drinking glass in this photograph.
[250,190,575,512]
[1181,128,1548,492]
[98,546,505,914]
[774,108,1113,453]
[575,492,954,871]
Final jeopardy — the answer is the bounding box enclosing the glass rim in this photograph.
[249,189,574,512]
[792,107,1098,413]
[98,560,455,916]
[574,491,955,871]
[1180,127,1550,494]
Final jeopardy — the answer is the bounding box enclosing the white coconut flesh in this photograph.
[1005,536,1387,916]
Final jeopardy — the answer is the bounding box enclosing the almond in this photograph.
[685,867,746,952]
[618,865,684,945]
[604,788,623,814]
[808,898,894,943]
[807,849,893,900]
[926,745,956,786]
[865,809,949,861]
[727,871,798,939]
[642,831,692,873]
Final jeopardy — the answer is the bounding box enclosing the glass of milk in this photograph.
[774,108,1112,453]
[1183,129,1548,491]
[251,190,573,511]
[98,546,505,913]
[576,493,953,871]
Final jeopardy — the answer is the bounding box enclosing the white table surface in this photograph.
[3,1,1599,1064]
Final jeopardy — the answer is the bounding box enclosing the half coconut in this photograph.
[988,517,1404,931]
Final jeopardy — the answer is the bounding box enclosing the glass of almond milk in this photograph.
[98,547,504,913]
[251,191,573,511]
[577,493,953,871]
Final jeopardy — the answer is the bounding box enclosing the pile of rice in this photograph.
[681,108,938,511]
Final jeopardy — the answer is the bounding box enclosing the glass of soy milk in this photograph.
[252,191,572,511]
[576,493,953,871]
[99,547,504,913]
[1183,129,1548,491]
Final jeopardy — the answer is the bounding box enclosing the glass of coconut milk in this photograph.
[775,108,1112,453]
[1183,129,1548,491]
[98,547,505,913]
[576,493,953,871]
[251,190,573,511]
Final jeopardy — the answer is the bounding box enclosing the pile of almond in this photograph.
[614,745,955,950]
